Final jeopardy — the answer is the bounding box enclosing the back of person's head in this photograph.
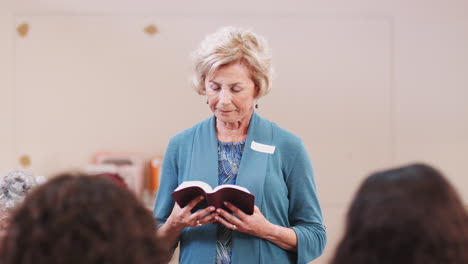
[0,173,170,264]
[330,163,468,264]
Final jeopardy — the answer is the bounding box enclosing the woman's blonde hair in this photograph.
[191,26,273,97]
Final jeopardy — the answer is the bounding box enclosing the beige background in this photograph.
[1,1,468,263]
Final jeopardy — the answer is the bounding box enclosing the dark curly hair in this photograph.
[330,163,468,264]
[0,173,170,264]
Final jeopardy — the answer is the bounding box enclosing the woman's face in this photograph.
[205,62,257,124]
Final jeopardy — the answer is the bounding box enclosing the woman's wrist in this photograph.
[156,220,184,248]
[259,223,298,251]
[259,222,280,240]
[164,218,185,234]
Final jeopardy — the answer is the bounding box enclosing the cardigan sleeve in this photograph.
[286,140,327,264]
[153,136,180,226]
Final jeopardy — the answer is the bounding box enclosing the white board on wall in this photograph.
[395,18,468,203]
[0,15,15,175]
[13,16,393,204]
[256,18,393,206]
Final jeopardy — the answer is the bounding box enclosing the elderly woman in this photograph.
[0,170,37,235]
[154,27,326,264]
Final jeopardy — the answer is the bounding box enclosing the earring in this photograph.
[206,100,208,104]
[255,104,258,109]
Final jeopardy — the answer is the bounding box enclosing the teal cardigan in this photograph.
[153,112,326,264]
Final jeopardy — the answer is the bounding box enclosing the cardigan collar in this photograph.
[189,112,273,263]
[190,111,272,204]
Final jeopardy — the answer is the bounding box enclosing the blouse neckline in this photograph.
[217,140,246,145]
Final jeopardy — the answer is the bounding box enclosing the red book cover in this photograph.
[171,181,255,215]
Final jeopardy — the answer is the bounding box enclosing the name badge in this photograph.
[251,141,276,154]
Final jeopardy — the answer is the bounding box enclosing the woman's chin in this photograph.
[214,113,238,123]
[216,116,235,123]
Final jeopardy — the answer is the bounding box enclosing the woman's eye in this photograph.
[232,87,242,93]
[210,85,220,90]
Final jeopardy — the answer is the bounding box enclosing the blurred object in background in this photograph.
[149,156,162,194]
[96,173,127,188]
[85,163,118,175]
[140,156,163,209]
[0,170,41,233]
[86,152,148,200]
[0,170,36,210]
[62,165,127,188]
[18,154,31,168]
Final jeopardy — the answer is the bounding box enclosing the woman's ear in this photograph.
[254,86,260,99]
[200,81,207,95]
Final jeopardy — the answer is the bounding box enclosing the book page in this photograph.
[174,181,213,193]
[213,184,251,193]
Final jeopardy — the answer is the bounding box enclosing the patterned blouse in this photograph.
[216,141,245,264]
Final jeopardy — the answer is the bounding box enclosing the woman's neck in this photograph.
[216,114,252,142]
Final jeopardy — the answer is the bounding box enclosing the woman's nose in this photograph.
[218,89,232,104]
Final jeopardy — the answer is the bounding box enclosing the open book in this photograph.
[171,181,255,215]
